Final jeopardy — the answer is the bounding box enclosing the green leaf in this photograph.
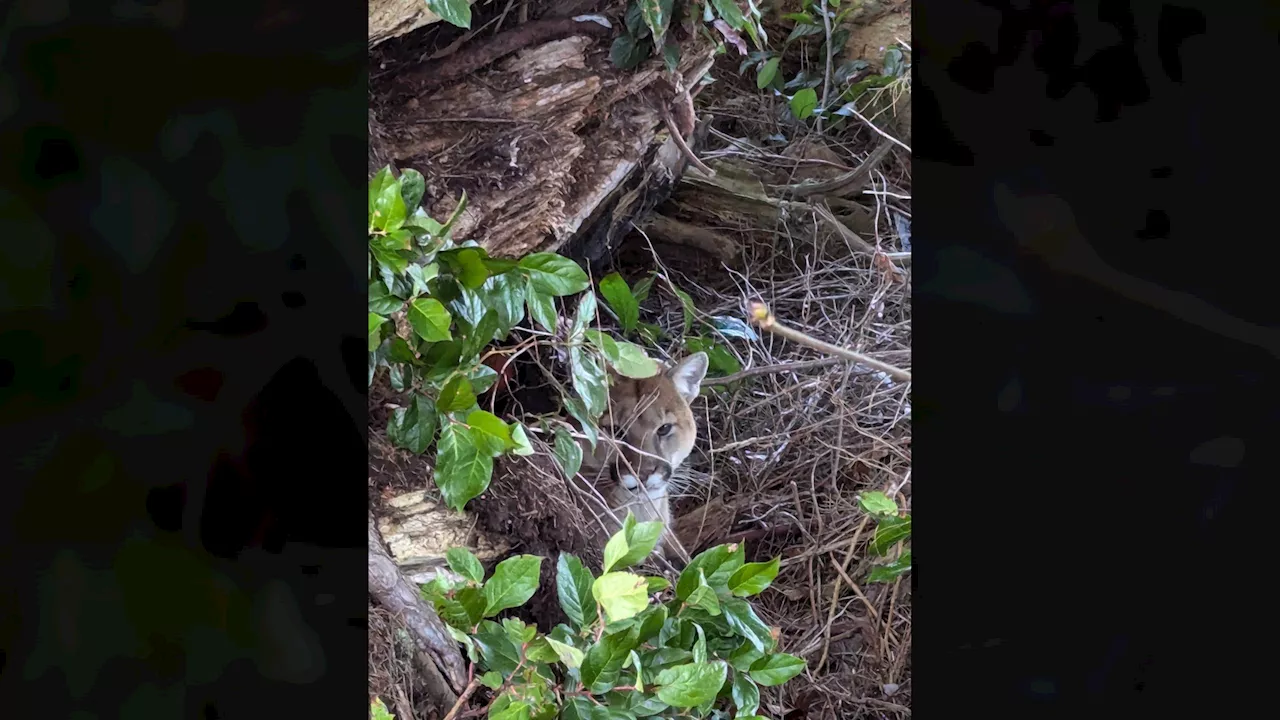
[473,621,521,674]
[369,313,389,353]
[387,394,437,455]
[519,253,590,296]
[479,670,504,690]
[684,570,721,616]
[598,273,639,334]
[509,423,534,456]
[435,422,493,511]
[489,700,530,720]
[468,409,513,457]
[440,190,469,235]
[645,577,670,594]
[631,275,654,303]
[451,248,491,289]
[483,273,526,339]
[408,298,453,342]
[711,0,747,29]
[684,335,741,378]
[638,0,672,49]
[560,698,594,720]
[372,174,408,232]
[790,87,818,119]
[387,336,418,365]
[525,284,557,332]
[430,591,480,631]
[722,598,775,653]
[691,624,707,664]
[728,640,765,672]
[635,604,668,644]
[556,552,596,630]
[523,636,560,664]
[437,375,477,413]
[371,697,395,720]
[610,32,650,70]
[727,557,780,597]
[446,547,485,584]
[546,637,585,668]
[461,310,501,361]
[871,514,911,556]
[858,491,898,517]
[671,285,696,334]
[469,362,500,395]
[662,41,680,73]
[369,282,405,315]
[757,57,780,89]
[748,653,806,686]
[592,572,650,623]
[563,398,598,449]
[654,661,727,708]
[483,555,542,617]
[570,290,597,339]
[586,330,659,379]
[445,624,479,663]
[552,427,584,480]
[398,168,426,211]
[867,550,911,583]
[581,631,639,691]
[602,513,665,572]
[731,670,760,716]
[676,544,745,600]
[570,346,608,418]
[370,246,408,292]
[426,0,471,29]
[370,167,395,216]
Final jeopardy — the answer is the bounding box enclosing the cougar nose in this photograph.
[613,465,641,491]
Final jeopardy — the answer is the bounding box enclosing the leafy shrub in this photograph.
[856,491,911,583]
[368,167,746,512]
[423,514,805,719]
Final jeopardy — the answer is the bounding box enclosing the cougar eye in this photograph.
[657,423,674,437]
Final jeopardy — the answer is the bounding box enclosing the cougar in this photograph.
[574,352,708,556]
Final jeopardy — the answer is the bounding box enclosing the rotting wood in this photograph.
[369,0,478,48]
[371,8,717,261]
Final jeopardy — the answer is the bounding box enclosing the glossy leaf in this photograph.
[790,87,818,119]
[653,661,727,708]
[867,550,911,583]
[369,313,388,352]
[509,423,534,456]
[748,653,806,686]
[556,552,596,630]
[727,557,780,597]
[570,346,608,418]
[722,598,776,653]
[387,394,436,455]
[426,0,471,29]
[437,375,477,413]
[598,273,639,334]
[731,670,760,716]
[445,547,485,584]
[435,422,493,511]
[519,253,589,296]
[483,555,543,617]
[369,282,404,315]
[467,409,512,457]
[603,512,665,572]
[525,283,557,332]
[592,572,650,623]
[858,490,898,517]
[408,298,452,342]
[757,57,780,88]
[871,515,911,556]
[546,637,585,668]
[553,427,583,480]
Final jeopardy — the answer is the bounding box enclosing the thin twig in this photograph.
[817,515,868,672]
[816,0,835,134]
[702,357,847,386]
[749,302,911,382]
[440,679,479,720]
[662,108,716,177]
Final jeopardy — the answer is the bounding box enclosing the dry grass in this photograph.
[614,57,913,719]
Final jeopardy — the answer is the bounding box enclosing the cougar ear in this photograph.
[667,352,708,402]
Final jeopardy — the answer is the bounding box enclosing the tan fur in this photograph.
[576,352,708,555]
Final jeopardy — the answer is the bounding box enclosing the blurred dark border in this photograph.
[0,2,367,716]
[0,0,1273,716]
[913,0,1271,714]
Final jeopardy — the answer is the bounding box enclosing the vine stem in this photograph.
[441,679,479,720]
[748,302,911,382]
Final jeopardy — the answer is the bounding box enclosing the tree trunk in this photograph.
[368,514,468,705]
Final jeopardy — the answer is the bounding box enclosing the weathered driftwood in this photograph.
[368,514,467,703]
[372,12,717,262]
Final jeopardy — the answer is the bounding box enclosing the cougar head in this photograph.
[588,352,709,500]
